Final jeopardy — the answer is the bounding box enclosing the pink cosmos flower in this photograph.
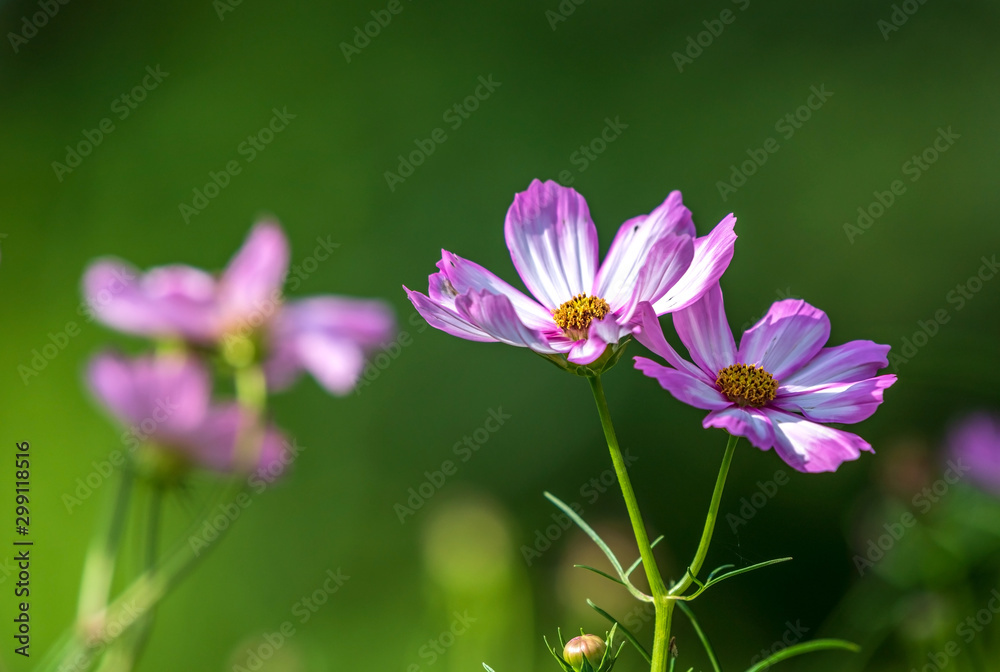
[947,413,1000,495]
[405,180,737,365]
[87,352,289,479]
[633,285,897,472]
[83,221,395,395]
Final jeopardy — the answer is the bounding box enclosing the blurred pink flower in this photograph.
[947,412,1000,495]
[87,351,289,479]
[83,221,395,395]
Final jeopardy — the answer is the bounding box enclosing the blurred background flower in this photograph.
[86,350,289,480]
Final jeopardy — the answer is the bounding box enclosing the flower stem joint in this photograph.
[541,339,631,378]
[546,628,622,672]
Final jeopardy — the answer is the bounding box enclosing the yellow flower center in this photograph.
[552,293,610,340]
[716,363,778,408]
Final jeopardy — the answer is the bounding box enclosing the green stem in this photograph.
[235,363,267,414]
[92,485,163,672]
[129,485,164,667]
[233,364,268,471]
[588,375,671,671]
[36,468,135,672]
[669,433,738,597]
[45,480,243,672]
[76,466,135,623]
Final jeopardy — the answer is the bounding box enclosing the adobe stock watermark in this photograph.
[60,599,147,672]
[545,0,587,31]
[353,311,429,395]
[19,265,136,386]
[188,437,308,556]
[383,75,502,192]
[405,611,477,672]
[230,567,350,671]
[889,253,997,371]
[911,588,1000,672]
[52,65,170,182]
[394,408,512,523]
[877,0,931,41]
[556,116,629,186]
[16,321,81,385]
[672,0,751,73]
[726,470,789,533]
[339,0,414,62]
[178,107,296,223]
[843,127,959,243]
[62,396,181,514]
[520,448,639,566]
[853,458,969,575]
[213,0,244,20]
[716,84,833,202]
[749,620,811,669]
[7,0,72,53]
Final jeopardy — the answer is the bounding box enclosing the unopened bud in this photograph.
[563,634,606,672]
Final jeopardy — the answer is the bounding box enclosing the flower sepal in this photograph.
[540,340,630,378]
[133,443,192,488]
[545,627,622,672]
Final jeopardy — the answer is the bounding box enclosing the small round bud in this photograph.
[563,634,606,671]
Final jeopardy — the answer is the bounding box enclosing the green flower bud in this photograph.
[562,634,607,672]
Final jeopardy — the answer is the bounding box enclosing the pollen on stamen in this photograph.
[716,363,778,408]
[552,293,610,340]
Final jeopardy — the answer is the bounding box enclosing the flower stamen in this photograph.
[716,363,778,407]
[552,293,610,340]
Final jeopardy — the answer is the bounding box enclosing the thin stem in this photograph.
[128,485,164,667]
[92,485,163,672]
[669,433,738,597]
[45,480,243,672]
[77,466,135,622]
[588,375,670,672]
[235,363,267,414]
[233,364,268,471]
[36,469,136,672]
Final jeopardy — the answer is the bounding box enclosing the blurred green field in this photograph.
[1,0,999,670]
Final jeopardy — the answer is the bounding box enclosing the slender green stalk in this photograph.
[45,480,243,672]
[235,363,267,414]
[76,466,135,622]
[233,363,268,470]
[92,484,163,672]
[670,434,738,597]
[35,468,136,672]
[588,375,671,672]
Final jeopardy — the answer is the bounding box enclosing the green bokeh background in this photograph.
[1,0,999,670]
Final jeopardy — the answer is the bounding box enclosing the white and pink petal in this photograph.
[454,290,561,354]
[634,357,731,410]
[781,340,891,387]
[672,284,737,376]
[651,214,737,314]
[504,180,599,309]
[633,302,712,381]
[406,288,497,344]
[565,315,629,365]
[738,299,830,380]
[434,250,554,331]
[594,191,696,308]
[769,409,873,473]
[775,374,896,424]
[616,233,694,322]
[702,406,775,450]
